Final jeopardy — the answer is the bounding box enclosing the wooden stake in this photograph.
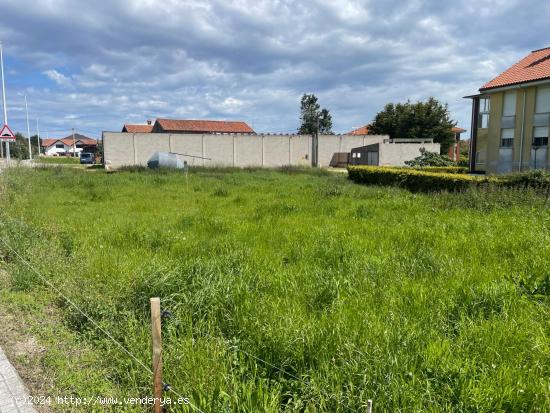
[367,399,373,413]
[151,297,163,413]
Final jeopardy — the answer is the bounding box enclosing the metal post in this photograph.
[1,42,10,162]
[36,119,40,155]
[72,128,76,157]
[150,297,163,413]
[469,97,480,173]
[25,95,32,160]
[519,89,526,172]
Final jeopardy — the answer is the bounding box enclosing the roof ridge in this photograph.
[158,118,247,123]
[480,47,550,91]
[531,46,550,53]
[527,54,550,68]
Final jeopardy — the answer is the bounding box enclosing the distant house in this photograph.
[346,124,371,135]
[122,120,153,133]
[346,124,466,161]
[466,46,550,174]
[151,118,255,134]
[41,134,97,156]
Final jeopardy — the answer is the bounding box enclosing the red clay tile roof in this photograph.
[452,127,466,133]
[66,138,96,146]
[41,134,96,147]
[122,124,153,133]
[480,47,550,91]
[40,138,60,147]
[155,118,254,134]
[346,124,371,135]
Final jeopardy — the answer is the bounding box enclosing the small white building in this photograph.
[350,138,441,167]
[41,134,97,156]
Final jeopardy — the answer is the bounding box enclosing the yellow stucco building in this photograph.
[467,47,550,174]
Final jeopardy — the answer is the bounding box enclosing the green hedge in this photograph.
[348,166,486,192]
[348,166,550,193]
[412,166,468,174]
[498,170,550,190]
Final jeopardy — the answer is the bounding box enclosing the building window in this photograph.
[76,144,83,148]
[478,97,490,128]
[55,143,64,148]
[533,126,548,147]
[503,91,516,116]
[500,128,514,147]
[356,152,361,158]
[535,86,550,113]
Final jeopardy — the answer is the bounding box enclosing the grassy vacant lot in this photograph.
[0,167,548,412]
[35,156,80,164]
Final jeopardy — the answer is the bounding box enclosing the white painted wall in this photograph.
[378,143,441,166]
[44,143,85,156]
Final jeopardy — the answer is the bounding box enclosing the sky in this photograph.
[0,0,548,140]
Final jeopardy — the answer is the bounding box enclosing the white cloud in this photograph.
[43,69,72,87]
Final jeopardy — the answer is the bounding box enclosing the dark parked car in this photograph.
[80,153,95,164]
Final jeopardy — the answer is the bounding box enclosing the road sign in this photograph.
[0,124,15,142]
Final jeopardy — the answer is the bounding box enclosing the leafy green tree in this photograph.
[0,133,40,160]
[368,97,456,152]
[298,94,333,134]
[97,139,104,163]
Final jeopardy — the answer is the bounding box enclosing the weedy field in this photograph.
[0,166,548,412]
[35,156,81,164]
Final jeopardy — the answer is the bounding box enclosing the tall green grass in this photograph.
[0,166,548,412]
[35,156,80,164]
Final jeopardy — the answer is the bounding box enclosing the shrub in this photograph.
[349,166,550,195]
[348,165,485,192]
[412,166,468,174]
[404,148,455,167]
[458,155,469,167]
[498,170,550,192]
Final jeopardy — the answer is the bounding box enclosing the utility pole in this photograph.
[312,115,320,167]
[0,41,10,162]
[72,127,76,157]
[25,95,32,160]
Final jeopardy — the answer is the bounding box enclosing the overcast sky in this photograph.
[0,0,548,139]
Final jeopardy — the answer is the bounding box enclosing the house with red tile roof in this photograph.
[41,134,97,156]
[466,47,550,174]
[345,124,371,135]
[122,121,153,133]
[151,118,254,134]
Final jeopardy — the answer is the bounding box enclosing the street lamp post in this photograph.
[25,95,32,160]
[0,42,10,162]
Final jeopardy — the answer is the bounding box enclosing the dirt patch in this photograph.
[0,269,54,413]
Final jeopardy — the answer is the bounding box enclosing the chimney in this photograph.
[147,119,152,125]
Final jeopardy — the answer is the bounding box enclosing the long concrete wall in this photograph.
[103,132,388,169]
